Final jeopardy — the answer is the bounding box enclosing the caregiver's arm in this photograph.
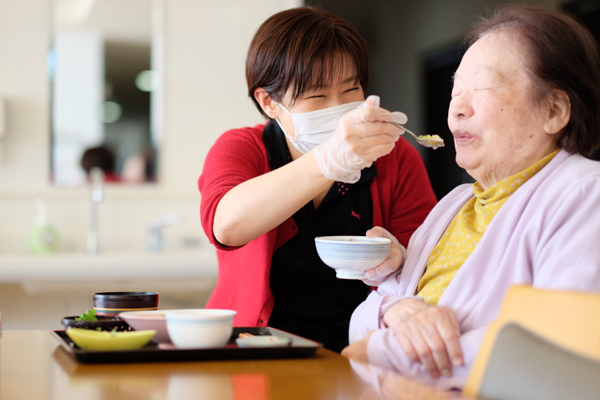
[214,151,330,246]
[214,101,402,247]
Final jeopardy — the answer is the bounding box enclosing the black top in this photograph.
[263,121,376,353]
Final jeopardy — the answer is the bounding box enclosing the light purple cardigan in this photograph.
[349,150,600,390]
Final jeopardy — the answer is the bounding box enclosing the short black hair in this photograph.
[246,7,369,118]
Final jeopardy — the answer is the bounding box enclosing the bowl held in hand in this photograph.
[315,236,391,279]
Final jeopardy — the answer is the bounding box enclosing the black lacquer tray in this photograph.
[51,327,322,364]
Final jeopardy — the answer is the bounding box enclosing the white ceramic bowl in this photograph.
[165,309,237,349]
[315,236,391,279]
[120,310,191,343]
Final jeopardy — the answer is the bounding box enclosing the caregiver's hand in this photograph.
[383,299,463,379]
[313,95,407,183]
[363,226,406,286]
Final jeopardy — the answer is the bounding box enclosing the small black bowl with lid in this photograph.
[93,291,159,316]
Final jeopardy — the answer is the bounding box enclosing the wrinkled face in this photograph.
[448,30,559,187]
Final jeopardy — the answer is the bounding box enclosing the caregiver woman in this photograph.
[344,5,600,387]
[198,7,437,352]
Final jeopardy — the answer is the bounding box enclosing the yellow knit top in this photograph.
[416,150,559,305]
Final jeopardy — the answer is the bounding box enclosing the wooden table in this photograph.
[1,330,461,400]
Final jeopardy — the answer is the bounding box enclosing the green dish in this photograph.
[66,327,156,351]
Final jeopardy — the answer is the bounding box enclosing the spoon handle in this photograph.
[389,122,419,141]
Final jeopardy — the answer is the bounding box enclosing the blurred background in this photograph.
[0,0,598,329]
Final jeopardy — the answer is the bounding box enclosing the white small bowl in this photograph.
[120,310,190,343]
[315,236,391,279]
[165,309,237,349]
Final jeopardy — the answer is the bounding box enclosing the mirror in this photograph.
[50,0,163,186]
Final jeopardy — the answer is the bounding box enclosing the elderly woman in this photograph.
[198,7,436,353]
[343,5,600,389]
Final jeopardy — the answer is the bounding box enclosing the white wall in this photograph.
[0,0,298,255]
[0,0,301,329]
[0,0,51,193]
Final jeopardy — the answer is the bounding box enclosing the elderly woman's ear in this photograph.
[543,89,571,136]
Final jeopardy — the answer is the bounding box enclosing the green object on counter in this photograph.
[29,225,60,254]
[28,199,60,255]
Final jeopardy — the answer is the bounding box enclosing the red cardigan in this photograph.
[198,123,437,326]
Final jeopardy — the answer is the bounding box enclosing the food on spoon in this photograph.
[75,309,98,321]
[418,134,445,149]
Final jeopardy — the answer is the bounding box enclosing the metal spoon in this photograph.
[390,122,445,149]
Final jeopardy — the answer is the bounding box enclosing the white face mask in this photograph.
[275,101,364,154]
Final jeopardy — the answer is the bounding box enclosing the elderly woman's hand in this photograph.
[341,330,374,363]
[314,95,406,183]
[383,299,463,379]
[363,226,406,286]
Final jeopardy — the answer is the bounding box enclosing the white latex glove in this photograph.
[362,226,407,286]
[313,95,408,183]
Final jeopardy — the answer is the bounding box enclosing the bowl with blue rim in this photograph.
[314,236,391,280]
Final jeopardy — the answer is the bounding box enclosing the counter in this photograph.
[0,249,218,282]
[0,330,463,400]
